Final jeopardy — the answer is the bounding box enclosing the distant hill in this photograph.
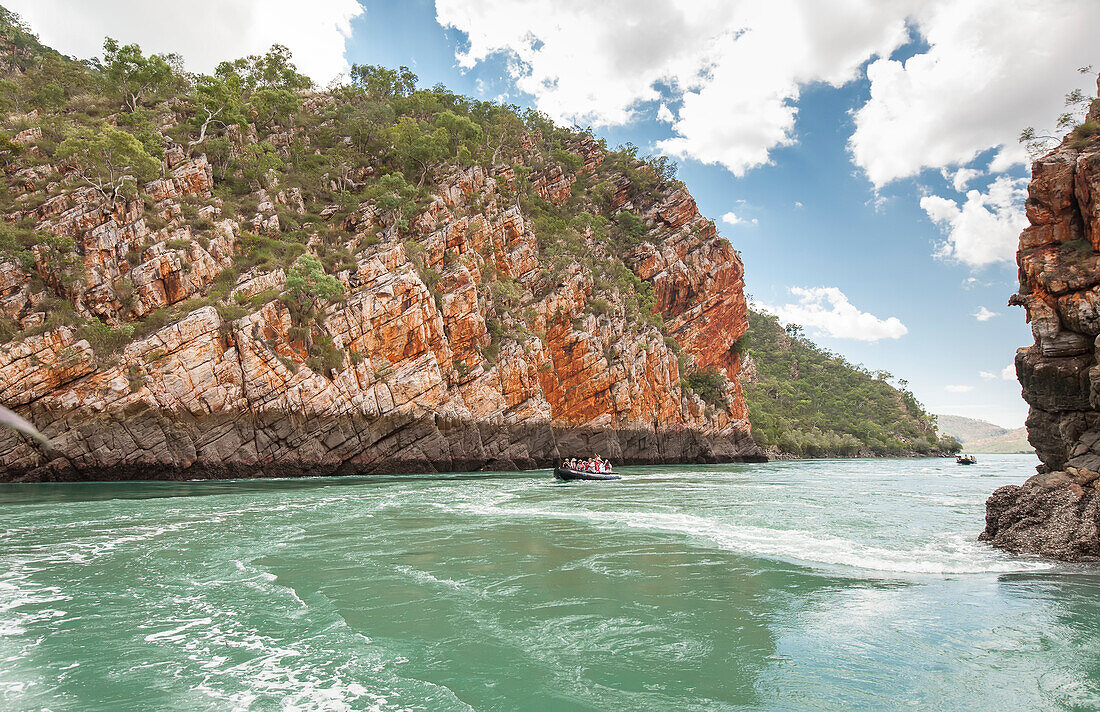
[742,310,958,458]
[936,414,1033,454]
[963,428,1032,454]
[936,414,1010,442]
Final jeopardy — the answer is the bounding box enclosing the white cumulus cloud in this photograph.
[943,167,981,192]
[6,0,364,85]
[657,103,675,123]
[655,2,909,176]
[756,287,908,342]
[849,1,1099,187]
[921,175,1029,268]
[945,384,974,393]
[436,0,908,175]
[981,365,1017,381]
[437,0,725,127]
[435,0,1098,184]
[973,306,998,321]
[721,211,757,227]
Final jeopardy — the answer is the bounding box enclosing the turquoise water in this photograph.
[2,454,1099,711]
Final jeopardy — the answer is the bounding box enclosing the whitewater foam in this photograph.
[452,502,1051,576]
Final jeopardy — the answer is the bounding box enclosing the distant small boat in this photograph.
[956,455,977,465]
[553,467,621,481]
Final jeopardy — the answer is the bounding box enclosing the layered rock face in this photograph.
[0,122,762,481]
[982,101,1100,559]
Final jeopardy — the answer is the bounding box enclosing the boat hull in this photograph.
[553,467,621,481]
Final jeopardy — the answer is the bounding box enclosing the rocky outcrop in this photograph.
[0,127,763,481]
[984,468,1100,560]
[981,95,1100,559]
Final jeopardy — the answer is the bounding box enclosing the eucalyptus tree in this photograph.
[57,124,160,203]
[99,37,180,112]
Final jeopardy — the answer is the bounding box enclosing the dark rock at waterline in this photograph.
[0,408,765,483]
[981,468,1100,561]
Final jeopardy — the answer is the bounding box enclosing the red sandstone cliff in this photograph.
[0,108,761,480]
[982,91,1100,559]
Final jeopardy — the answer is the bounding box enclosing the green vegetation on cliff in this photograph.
[742,310,960,457]
[0,8,685,358]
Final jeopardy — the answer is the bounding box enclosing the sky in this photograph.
[9,0,1100,428]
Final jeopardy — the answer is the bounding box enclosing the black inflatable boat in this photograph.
[553,467,621,481]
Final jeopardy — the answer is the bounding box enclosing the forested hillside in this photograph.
[742,310,960,458]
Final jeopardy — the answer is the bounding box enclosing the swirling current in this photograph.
[2,454,1099,711]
